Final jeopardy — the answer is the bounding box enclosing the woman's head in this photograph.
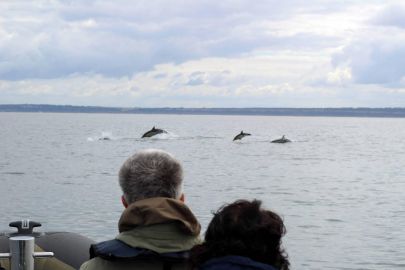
[193,199,289,270]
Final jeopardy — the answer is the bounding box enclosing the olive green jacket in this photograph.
[80,197,201,270]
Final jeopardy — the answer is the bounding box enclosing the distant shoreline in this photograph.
[1,104,405,118]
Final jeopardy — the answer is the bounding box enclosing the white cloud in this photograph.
[0,0,368,80]
[327,67,352,85]
[370,3,405,28]
[1,0,405,107]
[0,53,336,106]
[331,27,405,86]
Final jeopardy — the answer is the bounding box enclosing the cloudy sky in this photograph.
[1,0,405,107]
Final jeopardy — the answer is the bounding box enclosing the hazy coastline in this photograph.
[2,104,405,118]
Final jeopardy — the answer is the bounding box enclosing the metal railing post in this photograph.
[0,236,54,270]
[10,236,35,270]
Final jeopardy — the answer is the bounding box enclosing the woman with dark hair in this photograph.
[191,200,290,270]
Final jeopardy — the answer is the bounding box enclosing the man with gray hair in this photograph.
[80,149,201,270]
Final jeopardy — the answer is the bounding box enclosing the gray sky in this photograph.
[1,0,405,107]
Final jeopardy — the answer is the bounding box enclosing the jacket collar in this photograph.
[118,197,201,236]
[116,197,201,253]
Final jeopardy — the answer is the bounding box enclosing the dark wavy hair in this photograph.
[191,199,290,270]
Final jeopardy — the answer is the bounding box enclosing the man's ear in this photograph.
[179,193,185,202]
[121,195,128,208]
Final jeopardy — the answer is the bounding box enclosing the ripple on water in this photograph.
[359,262,405,269]
[291,200,316,206]
[246,187,264,191]
[193,136,223,140]
[298,224,321,229]
[325,218,344,223]
[2,172,25,175]
[270,191,294,195]
[58,181,75,185]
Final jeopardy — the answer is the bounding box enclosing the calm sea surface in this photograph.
[1,112,404,269]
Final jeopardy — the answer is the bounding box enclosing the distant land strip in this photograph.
[1,104,405,118]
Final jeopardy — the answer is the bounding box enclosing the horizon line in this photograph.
[1,104,405,109]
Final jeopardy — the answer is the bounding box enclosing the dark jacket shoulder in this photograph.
[199,256,278,270]
[81,239,191,270]
[90,239,189,262]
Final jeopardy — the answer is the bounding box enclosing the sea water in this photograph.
[1,112,404,270]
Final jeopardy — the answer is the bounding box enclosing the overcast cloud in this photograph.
[0,0,404,107]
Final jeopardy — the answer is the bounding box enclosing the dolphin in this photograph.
[142,126,168,138]
[271,135,291,143]
[233,131,251,141]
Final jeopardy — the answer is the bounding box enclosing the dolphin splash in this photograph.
[141,126,168,138]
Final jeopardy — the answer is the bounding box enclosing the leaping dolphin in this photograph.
[233,131,251,141]
[142,126,168,138]
[271,135,291,143]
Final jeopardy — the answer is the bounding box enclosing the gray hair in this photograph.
[119,149,183,204]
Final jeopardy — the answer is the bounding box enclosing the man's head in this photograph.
[119,149,184,206]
